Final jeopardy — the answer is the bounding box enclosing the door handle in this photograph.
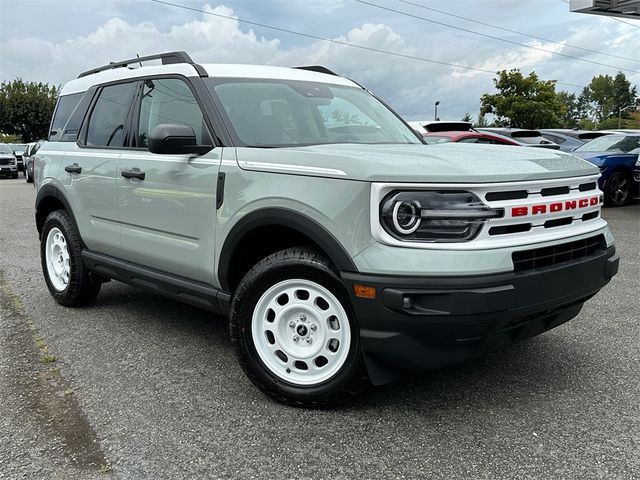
[121,168,145,180]
[64,163,82,174]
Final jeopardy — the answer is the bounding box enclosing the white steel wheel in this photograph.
[45,227,70,291]
[251,278,352,386]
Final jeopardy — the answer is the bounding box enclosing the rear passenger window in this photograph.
[49,93,83,141]
[137,79,205,147]
[85,83,136,147]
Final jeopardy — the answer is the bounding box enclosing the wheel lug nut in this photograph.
[289,321,296,329]
[293,335,299,342]
[306,338,313,345]
[310,324,317,331]
[300,314,306,321]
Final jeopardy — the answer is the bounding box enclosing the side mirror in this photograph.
[148,124,212,155]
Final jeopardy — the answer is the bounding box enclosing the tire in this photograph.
[603,171,630,207]
[230,247,367,408]
[12,172,18,179]
[40,209,101,306]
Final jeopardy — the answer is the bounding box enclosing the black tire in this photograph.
[603,171,630,207]
[230,247,368,408]
[40,209,101,306]
[12,172,18,179]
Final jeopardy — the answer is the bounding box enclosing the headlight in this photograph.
[380,190,504,242]
[10,157,16,165]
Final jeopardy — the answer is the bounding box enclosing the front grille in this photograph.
[512,235,606,272]
[0,158,10,166]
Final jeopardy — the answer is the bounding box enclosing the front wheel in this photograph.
[41,209,101,306]
[603,171,630,207]
[230,247,367,407]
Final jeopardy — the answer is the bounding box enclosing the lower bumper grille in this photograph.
[512,235,606,272]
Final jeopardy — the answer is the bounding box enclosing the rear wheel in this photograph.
[41,210,101,306]
[230,247,367,407]
[603,171,630,207]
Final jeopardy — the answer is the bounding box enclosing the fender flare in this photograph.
[217,207,358,292]
[35,184,76,235]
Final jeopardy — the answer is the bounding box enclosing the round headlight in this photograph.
[392,200,421,234]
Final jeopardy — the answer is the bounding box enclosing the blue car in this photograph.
[572,133,640,207]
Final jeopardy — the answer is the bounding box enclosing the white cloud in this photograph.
[1,3,638,121]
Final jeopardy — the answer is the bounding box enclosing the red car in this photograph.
[423,130,520,146]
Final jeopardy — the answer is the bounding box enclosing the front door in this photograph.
[116,77,220,284]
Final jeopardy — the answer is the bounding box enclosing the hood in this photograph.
[236,143,599,183]
[572,150,638,165]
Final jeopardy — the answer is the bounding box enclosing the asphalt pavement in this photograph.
[0,177,638,480]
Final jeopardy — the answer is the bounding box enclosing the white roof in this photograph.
[60,62,357,96]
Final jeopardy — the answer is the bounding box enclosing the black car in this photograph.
[10,143,27,171]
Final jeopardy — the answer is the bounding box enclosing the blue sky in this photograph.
[1,0,638,121]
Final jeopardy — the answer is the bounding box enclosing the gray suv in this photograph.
[35,52,619,407]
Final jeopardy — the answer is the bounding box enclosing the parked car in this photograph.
[572,133,640,206]
[479,128,560,149]
[35,51,618,407]
[423,130,520,145]
[0,143,19,178]
[634,158,640,200]
[23,141,43,183]
[408,120,473,135]
[11,143,27,171]
[538,130,586,152]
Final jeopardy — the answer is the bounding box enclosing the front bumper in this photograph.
[342,244,618,384]
[0,165,17,176]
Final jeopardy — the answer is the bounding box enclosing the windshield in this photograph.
[0,144,14,154]
[423,135,451,144]
[12,144,27,151]
[206,79,421,147]
[575,135,640,153]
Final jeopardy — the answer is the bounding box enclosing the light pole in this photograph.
[618,103,637,129]
[434,101,440,121]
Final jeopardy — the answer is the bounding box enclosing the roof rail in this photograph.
[77,51,207,78]
[294,66,338,76]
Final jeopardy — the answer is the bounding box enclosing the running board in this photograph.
[81,251,230,315]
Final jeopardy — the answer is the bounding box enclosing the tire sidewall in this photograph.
[605,171,629,207]
[232,254,364,405]
[40,210,90,305]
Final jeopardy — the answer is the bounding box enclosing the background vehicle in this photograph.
[0,143,19,178]
[538,130,587,152]
[22,141,43,183]
[572,133,640,206]
[10,143,27,171]
[35,51,618,407]
[423,130,520,145]
[479,128,560,149]
[408,120,473,135]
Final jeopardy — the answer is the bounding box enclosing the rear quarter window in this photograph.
[49,93,83,141]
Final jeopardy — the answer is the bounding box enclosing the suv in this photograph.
[35,52,619,407]
[0,143,19,178]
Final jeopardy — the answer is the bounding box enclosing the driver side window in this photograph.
[85,82,136,147]
[137,78,205,148]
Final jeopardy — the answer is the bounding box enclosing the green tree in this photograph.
[474,113,489,128]
[0,79,59,142]
[557,91,580,128]
[461,112,473,123]
[480,69,566,129]
[581,72,637,125]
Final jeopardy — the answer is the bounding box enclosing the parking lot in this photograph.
[0,176,638,479]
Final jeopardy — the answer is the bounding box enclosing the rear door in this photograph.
[68,81,138,257]
[116,76,221,284]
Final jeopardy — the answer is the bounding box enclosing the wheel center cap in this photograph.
[296,324,308,337]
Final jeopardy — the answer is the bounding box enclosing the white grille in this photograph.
[370,174,606,250]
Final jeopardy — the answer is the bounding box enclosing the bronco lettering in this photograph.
[511,195,600,217]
